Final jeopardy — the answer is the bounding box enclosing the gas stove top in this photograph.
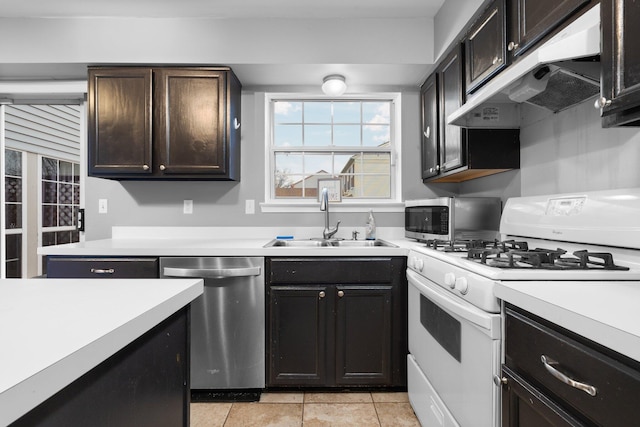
[411,188,640,283]
[424,239,630,271]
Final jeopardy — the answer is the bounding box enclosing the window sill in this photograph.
[260,201,405,213]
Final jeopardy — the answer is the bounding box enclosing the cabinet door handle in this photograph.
[507,41,519,51]
[159,164,166,171]
[424,126,430,138]
[90,268,115,275]
[594,97,612,109]
[319,291,326,298]
[493,375,508,386]
[337,290,344,297]
[541,355,597,396]
[142,164,150,171]
[234,118,241,130]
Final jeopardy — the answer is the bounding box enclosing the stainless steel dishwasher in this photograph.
[160,257,265,397]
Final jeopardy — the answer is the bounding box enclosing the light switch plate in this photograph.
[98,199,108,214]
[183,200,193,214]
[245,199,255,214]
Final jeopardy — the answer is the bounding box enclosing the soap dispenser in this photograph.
[365,209,376,240]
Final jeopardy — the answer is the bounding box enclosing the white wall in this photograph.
[519,100,640,196]
[432,0,486,64]
[0,16,433,67]
[83,89,446,240]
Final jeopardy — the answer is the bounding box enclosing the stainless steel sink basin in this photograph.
[263,239,397,248]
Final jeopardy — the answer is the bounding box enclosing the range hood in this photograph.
[449,4,600,127]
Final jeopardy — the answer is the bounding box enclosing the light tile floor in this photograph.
[191,392,421,427]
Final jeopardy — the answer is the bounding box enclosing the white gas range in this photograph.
[406,188,640,427]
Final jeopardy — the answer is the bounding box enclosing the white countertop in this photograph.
[0,278,203,426]
[37,226,413,257]
[494,281,640,363]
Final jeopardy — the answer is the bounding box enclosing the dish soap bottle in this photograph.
[365,209,376,240]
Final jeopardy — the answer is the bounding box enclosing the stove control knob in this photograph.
[456,277,469,295]
[411,256,424,272]
[444,272,456,289]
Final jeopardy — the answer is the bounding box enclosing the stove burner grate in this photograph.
[468,247,629,271]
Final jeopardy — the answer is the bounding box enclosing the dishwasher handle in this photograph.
[163,266,262,279]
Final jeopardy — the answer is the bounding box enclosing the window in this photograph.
[40,156,80,256]
[4,149,24,278]
[266,94,401,210]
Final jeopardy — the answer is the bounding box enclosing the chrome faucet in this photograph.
[320,187,340,240]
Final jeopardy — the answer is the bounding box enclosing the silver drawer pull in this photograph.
[90,268,115,274]
[541,355,597,396]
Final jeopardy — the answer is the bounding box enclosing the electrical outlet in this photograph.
[183,200,193,214]
[245,199,255,214]
[98,199,108,214]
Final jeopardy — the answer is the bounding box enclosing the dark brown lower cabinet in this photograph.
[501,305,640,426]
[46,256,159,278]
[12,308,190,427]
[501,366,584,427]
[266,257,407,388]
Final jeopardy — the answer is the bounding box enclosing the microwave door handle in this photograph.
[163,266,262,279]
[407,270,498,336]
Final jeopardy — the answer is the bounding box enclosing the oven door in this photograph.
[407,269,501,427]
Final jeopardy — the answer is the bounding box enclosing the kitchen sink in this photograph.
[263,238,397,248]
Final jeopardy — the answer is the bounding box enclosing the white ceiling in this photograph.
[0,0,446,19]
[0,0,447,88]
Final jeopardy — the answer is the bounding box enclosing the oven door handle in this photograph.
[407,270,499,336]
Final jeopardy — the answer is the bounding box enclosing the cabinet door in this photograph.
[88,68,153,176]
[420,74,439,180]
[465,0,507,94]
[501,366,585,427]
[508,0,589,58]
[438,46,466,173]
[155,69,228,176]
[600,0,640,121]
[268,285,330,386]
[335,285,392,385]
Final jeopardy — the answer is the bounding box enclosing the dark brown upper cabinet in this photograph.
[88,68,153,177]
[437,45,466,175]
[600,0,640,127]
[464,0,508,94]
[420,74,439,180]
[507,0,590,58]
[88,66,241,181]
[421,44,520,184]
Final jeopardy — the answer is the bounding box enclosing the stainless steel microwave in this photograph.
[405,197,502,242]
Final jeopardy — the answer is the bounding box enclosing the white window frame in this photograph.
[38,154,81,243]
[261,92,404,213]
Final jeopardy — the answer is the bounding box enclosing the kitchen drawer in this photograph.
[267,257,394,284]
[47,257,159,278]
[505,306,640,426]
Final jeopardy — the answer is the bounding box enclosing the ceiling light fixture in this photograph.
[322,74,347,96]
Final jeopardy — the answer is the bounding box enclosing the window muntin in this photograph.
[269,98,396,202]
[41,156,80,244]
